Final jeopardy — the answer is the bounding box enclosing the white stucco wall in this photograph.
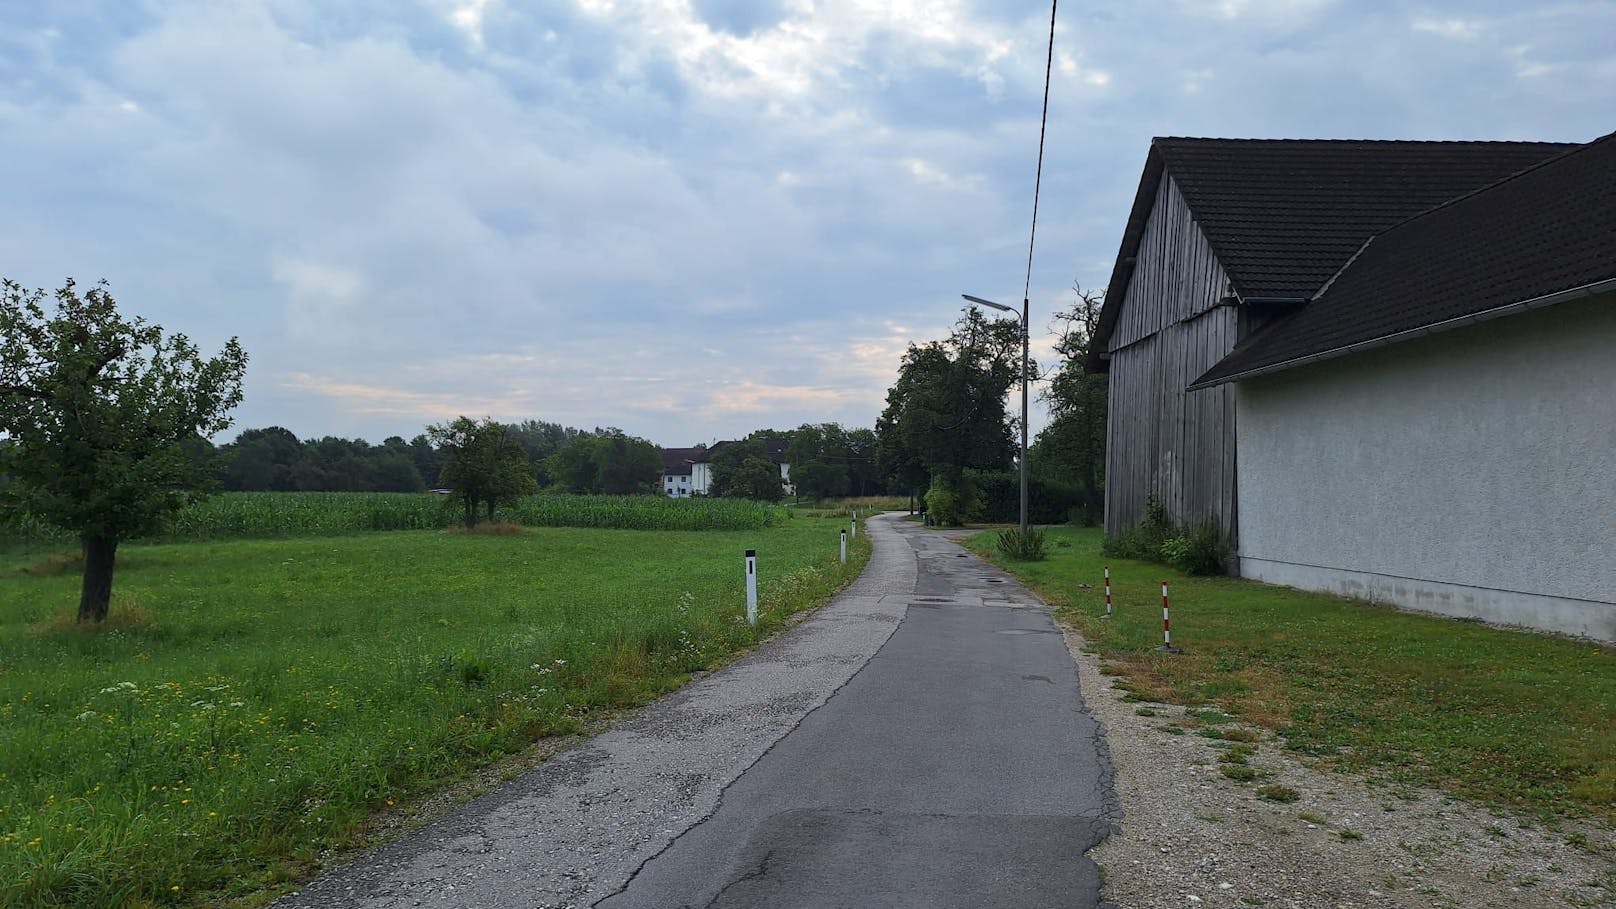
[1235,293,1616,641]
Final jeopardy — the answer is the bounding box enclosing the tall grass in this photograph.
[0,493,788,543]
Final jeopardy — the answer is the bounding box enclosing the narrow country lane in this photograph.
[275,514,1117,909]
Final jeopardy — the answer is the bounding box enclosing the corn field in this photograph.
[0,492,789,543]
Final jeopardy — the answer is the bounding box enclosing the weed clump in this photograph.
[1258,784,1301,803]
[1101,496,1229,575]
[995,527,1047,561]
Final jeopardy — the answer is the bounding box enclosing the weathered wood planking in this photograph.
[1104,176,1239,544]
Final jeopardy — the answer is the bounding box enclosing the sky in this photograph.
[2,1,1613,448]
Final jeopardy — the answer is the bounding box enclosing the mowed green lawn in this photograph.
[967,526,1616,825]
[0,518,868,907]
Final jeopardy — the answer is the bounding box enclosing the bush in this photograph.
[1102,498,1229,575]
[1101,496,1176,560]
[964,470,1083,524]
[1162,520,1230,576]
[995,527,1047,561]
[924,483,964,527]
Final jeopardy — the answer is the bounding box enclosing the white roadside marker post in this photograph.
[745,549,758,627]
[850,516,857,540]
[1103,566,1113,619]
[839,530,848,565]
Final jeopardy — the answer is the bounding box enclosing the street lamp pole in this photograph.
[962,294,1030,537]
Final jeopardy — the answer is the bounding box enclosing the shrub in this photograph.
[1103,498,1230,576]
[924,481,968,526]
[964,469,1084,524]
[994,527,1047,561]
[1257,784,1301,803]
[1163,520,1231,576]
[1101,495,1176,560]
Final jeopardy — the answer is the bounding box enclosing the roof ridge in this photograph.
[1319,130,1614,252]
[1152,136,1579,146]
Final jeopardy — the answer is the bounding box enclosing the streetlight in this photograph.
[962,293,1029,537]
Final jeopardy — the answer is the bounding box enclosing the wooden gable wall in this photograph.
[1103,175,1240,542]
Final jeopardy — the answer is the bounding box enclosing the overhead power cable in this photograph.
[1023,0,1058,307]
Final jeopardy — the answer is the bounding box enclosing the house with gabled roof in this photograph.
[684,440,794,497]
[660,447,703,498]
[1091,133,1616,640]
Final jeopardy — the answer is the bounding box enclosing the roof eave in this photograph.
[1087,145,1168,374]
[1187,275,1616,391]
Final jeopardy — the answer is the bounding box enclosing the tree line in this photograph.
[207,420,890,502]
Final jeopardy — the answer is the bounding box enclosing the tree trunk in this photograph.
[78,535,119,623]
[484,499,496,524]
[463,493,478,528]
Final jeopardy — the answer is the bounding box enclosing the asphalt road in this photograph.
[275,515,1115,909]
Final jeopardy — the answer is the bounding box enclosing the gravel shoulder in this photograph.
[1059,619,1616,908]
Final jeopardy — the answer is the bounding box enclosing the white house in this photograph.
[1091,133,1616,640]
[660,447,702,498]
[684,440,793,497]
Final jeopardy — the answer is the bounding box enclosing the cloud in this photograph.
[2,0,1612,449]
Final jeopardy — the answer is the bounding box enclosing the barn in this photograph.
[1090,133,1616,640]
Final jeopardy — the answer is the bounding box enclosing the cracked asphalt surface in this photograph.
[276,514,1116,908]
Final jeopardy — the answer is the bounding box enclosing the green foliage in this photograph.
[1162,521,1232,576]
[1031,284,1107,525]
[963,469,1085,524]
[544,431,661,494]
[1257,784,1301,803]
[923,478,967,526]
[709,440,784,502]
[876,308,1021,494]
[1101,496,1178,561]
[0,516,869,906]
[995,527,1047,561]
[428,417,537,527]
[0,278,247,621]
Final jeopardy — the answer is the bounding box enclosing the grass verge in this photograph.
[0,517,869,907]
[966,526,1616,825]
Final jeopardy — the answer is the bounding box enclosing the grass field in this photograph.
[0,492,789,544]
[0,516,868,907]
[967,526,1616,825]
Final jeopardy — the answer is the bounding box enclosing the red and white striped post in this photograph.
[1156,579,1182,653]
[1102,566,1113,619]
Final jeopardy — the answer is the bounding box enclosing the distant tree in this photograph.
[0,278,247,622]
[428,417,536,527]
[724,457,785,502]
[844,427,883,496]
[875,308,1021,519]
[407,434,446,487]
[546,432,660,494]
[592,433,661,494]
[1032,284,1107,524]
[788,423,851,500]
[509,419,588,464]
[371,453,426,492]
[217,426,302,491]
[711,440,784,502]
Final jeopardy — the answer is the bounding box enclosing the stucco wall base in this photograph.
[1240,557,1616,643]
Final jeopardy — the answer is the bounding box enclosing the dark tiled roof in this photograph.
[689,439,790,465]
[1193,132,1616,387]
[1158,138,1572,300]
[660,447,702,475]
[1089,137,1574,371]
